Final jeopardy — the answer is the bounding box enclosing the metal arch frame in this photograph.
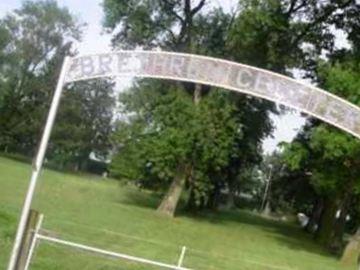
[66,51,360,139]
[7,51,360,270]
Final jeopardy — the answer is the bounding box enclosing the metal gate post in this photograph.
[7,57,70,270]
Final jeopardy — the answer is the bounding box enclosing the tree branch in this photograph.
[287,0,308,16]
[292,0,353,47]
[191,0,206,16]
[287,0,298,15]
[184,0,191,17]
[293,0,308,13]
[162,0,185,24]
[164,28,178,45]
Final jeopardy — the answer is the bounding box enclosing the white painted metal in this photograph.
[7,57,71,270]
[177,246,187,269]
[36,234,192,270]
[24,214,44,270]
[64,51,360,140]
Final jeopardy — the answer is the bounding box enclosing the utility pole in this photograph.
[261,164,273,215]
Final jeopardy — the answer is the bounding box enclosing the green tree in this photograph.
[50,79,115,171]
[104,0,240,216]
[0,1,116,173]
[282,57,360,251]
[104,0,358,216]
[111,81,241,214]
[210,0,357,209]
[0,0,82,155]
[226,0,359,217]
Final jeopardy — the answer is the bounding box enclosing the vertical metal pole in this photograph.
[13,210,40,270]
[24,214,44,270]
[7,57,70,270]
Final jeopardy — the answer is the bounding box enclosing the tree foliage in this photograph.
[0,1,115,172]
[112,81,241,205]
[0,0,82,155]
[104,0,360,216]
[282,55,360,250]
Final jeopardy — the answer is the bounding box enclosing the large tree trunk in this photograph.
[315,196,339,247]
[330,191,352,252]
[186,186,196,210]
[225,180,236,210]
[306,198,324,234]
[193,84,202,105]
[207,180,222,210]
[261,180,272,217]
[341,227,360,267]
[157,164,190,217]
[262,200,272,217]
[183,84,202,211]
[225,191,235,210]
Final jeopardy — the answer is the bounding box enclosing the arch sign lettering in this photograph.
[7,50,360,270]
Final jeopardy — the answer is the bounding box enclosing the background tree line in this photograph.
[0,0,115,172]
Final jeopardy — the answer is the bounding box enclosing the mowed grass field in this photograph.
[0,157,352,270]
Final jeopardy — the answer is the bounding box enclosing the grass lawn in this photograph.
[0,156,352,269]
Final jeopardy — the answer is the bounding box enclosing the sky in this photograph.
[0,0,307,154]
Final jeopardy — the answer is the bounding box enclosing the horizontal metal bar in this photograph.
[37,234,191,270]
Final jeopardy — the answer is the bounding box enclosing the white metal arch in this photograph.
[66,51,360,139]
[8,50,360,270]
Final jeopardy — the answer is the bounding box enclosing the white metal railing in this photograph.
[36,234,190,270]
[24,215,190,270]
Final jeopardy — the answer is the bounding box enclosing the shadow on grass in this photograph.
[0,207,16,240]
[179,209,335,259]
[117,186,162,210]
[116,188,335,260]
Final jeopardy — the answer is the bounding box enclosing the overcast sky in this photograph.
[0,0,307,154]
